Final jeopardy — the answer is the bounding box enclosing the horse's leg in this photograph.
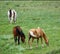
[30,37,34,48]
[8,16,11,23]
[28,35,31,47]
[32,37,34,43]
[14,36,17,45]
[8,17,10,23]
[36,38,39,47]
[13,17,16,23]
[10,16,13,23]
[18,36,20,45]
[40,37,44,47]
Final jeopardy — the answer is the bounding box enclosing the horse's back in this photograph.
[13,26,17,36]
[8,9,16,18]
[13,26,20,36]
[29,29,37,35]
[36,28,44,36]
[29,28,45,37]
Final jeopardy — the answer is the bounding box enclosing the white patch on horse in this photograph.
[8,9,17,23]
[29,31,37,37]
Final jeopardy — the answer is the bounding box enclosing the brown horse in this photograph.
[28,27,49,49]
[13,26,25,45]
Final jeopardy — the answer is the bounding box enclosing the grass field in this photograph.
[0,1,60,54]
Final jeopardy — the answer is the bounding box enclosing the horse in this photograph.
[8,9,17,23]
[13,26,25,45]
[28,27,49,49]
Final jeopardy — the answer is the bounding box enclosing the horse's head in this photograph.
[21,31,26,43]
[21,35,25,43]
[45,40,49,46]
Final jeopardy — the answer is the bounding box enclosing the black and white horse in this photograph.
[8,9,17,23]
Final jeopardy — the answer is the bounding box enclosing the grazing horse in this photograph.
[13,26,25,45]
[28,27,49,49]
[8,9,17,23]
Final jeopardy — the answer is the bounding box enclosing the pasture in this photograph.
[0,1,60,54]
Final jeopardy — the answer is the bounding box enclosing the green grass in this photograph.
[0,1,60,54]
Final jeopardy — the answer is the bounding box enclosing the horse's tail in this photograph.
[43,32,49,46]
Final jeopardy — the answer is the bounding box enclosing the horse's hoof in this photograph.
[42,44,44,47]
[36,45,38,48]
[30,47,33,49]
